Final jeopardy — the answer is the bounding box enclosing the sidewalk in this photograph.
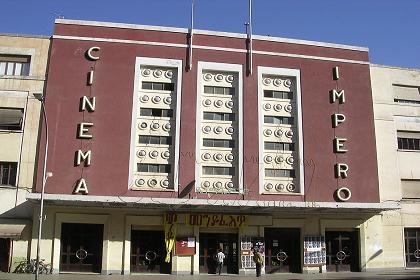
[1,271,420,280]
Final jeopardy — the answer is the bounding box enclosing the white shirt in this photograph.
[216,251,226,263]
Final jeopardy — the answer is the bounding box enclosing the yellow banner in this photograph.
[186,214,247,228]
[164,213,177,263]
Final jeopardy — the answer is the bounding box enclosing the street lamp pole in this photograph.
[33,93,51,280]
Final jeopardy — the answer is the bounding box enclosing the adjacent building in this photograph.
[0,33,50,272]
[371,65,420,269]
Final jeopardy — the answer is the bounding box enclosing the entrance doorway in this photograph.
[264,228,301,273]
[130,230,171,274]
[0,238,10,272]
[404,228,420,268]
[199,232,238,274]
[60,223,104,273]
[325,230,359,272]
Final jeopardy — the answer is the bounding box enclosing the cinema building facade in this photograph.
[27,19,399,275]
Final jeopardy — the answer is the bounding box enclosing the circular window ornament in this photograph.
[214,153,223,161]
[226,181,235,189]
[276,251,288,262]
[151,123,160,130]
[275,156,284,164]
[274,129,283,138]
[152,96,161,104]
[336,187,352,201]
[285,130,294,138]
[137,150,146,157]
[226,154,234,162]
[153,69,163,78]
[149,150,159,159]
[141,95,149,102]
[75,249,88,260]
[284,79,292,88]
[264,155,273,163]
[264,183,274,191]
[286,183,296,192]
[138,122,148,130]
[202,153,211,161]
[226,127,234,135]
[226,75,235,83]
[214,126,223,134]
[145,251,157,261]
[336,250,347,261]
[163,96,172,105]
[162,151,170,159]
[263,103,272,111]
[142,69,151,77]
[135,179,145,187]
[215,74,224,82]
[284,104,293,113]
[273,104,282,112]
[163,123,171,132]
[202,181,211,188]
[203,99,212,107]
[214,181,223,190]
[148,179,158,187]
[203,73,213,81]
[275,183,284,192]
[273,78,282,87]
[202,126,212,134]
[226,101,234,109]
[165,70,173,79]
[263,129,272,137]
[263,77,272,86]
[286,156,294,165]
[214,100,223,108]
[161,179,170,188]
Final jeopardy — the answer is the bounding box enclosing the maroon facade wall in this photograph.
[36,22,379,203]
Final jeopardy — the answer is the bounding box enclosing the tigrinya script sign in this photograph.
[186,214,247,228]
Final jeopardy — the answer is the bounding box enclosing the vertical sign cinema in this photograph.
[73,46,100,194]
[331,66,351,201]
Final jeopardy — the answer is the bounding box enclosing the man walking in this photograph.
[253,249,264,277]
[216,248,226,275]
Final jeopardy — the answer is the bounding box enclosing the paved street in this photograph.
[1,271,420,280]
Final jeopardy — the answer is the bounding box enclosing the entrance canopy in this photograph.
[27,193,400,214]
[0,222,26,238]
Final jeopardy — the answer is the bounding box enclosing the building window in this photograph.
[139,135,172,145]
[141,82,174,91]
[264,142,295,151]
[265,168,295,178]
[137,164,171,173]
[202,166,235,176]
[393,84,420,105]
[204,86,235,96]
[264,116,294,125]
[0,162,17,186]
[203,139,235,148]
[398,137,420,151]
[203,112,235,121]
[264,90,293,100]
[140,108,173,118]
[394,99,420,105]
[0,108,24,131]
[0,55,30,76]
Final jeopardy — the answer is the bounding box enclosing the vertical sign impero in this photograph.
[73,47,100,194]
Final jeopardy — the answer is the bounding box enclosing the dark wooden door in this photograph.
[199,233,238,274]
[0,238,10,272]
[60,223,103,273]
[326,231,359,272]
[405,228,420,268]
[264,228,301,273]
[130,230,171,274]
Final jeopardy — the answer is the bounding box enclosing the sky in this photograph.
[1,0,419,69]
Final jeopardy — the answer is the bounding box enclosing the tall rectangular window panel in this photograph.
[258,67,304,195]
[129,58,182,191]
[196,62,243,193]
